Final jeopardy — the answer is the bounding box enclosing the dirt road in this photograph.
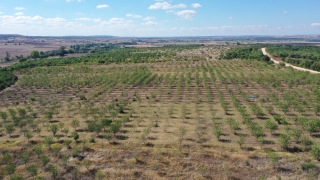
[261,48,320,74]
[0,61,18,68]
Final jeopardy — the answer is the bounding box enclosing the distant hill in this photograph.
[0,34,23,39]
[0,34,114,40]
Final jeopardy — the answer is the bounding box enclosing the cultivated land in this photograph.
[1,40,320,179]
[1,34,320,65]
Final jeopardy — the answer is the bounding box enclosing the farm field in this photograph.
[1,45,320,179]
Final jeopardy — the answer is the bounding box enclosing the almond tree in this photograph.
[26,164,38,179]
[50,124,59,136]
[177,127,187,154]
[71,119,80,131]
[181,105,187,123]
[265,120,278,136]
[26,131,33,142]
[0,111,8,123]
[5,124,15,137]
[5,164,16,178]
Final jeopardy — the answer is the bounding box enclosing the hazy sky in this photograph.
[0,0,319,36]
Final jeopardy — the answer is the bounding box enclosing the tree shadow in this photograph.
[148,136,157,140]
[109,141,120,145]
[10,134,20,138]
[124,124,133,128]
[219,139,231,143]
[311,133,320,138]
[277,167,292,173]
[234,133,247,136]
[246,147,256,151]
[29,140,39,144]
[257,116,269,120]
[287,146,303,153]
[145,142,154,147]
[76,129,86,132]
[120,130,128,134]
[186,138,195,142]
[115,135,128,140]
[97,135,105,139]
[49,120,60,123]
[263,140,275,145]
[272,133,281,137]
[201,144,212,148]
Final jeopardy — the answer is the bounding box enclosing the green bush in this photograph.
[301,162,317,171]
[310,144,320,160]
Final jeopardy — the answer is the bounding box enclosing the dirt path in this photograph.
[0,61,18,68]
[261,48,320,74]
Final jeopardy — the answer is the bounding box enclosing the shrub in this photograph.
[301,136,313,150]
[269,152,280,167]
[89,137,95,143]
[273,115,288,125]
[4,163,16,176]
[237,135,246,149]
[290,129,303,143]
[40,154,50,166]
[49,165,58,179]
[279,62,286,67]
[72,132,79,142]
[310,144,320,160]
[265,120,278,135]
[278,134,290,150]
[9,174,23,180]
[78,94,87,100]
[301,162,317,171]
[26,164,38,178]
[213,124,222,140]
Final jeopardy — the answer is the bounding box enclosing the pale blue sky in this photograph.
[0,0,319,36]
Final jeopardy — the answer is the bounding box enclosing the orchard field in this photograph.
[1,45,320,179]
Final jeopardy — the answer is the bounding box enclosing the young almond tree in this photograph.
[213,124,222,141]
[100,118,112,131]
[278,134,291,150]
[181,105,187,123]
[5,163,16,178]
[313,104,320,116]
[72,132,79,142]
[177,127,187,154]
[26,131,33,142]
[71,119,80,131]
[50,124,59,136]
[26,164,38,179]
[45,110,54,123]
[0,111,8,123]
[5,124,15,138]
[167,106,174,118]
[109,120,122,137]
[265,120,278,136]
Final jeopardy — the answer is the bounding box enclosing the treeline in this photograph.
[0,44,204,91]
[266,45,320,71]
[219,45,271,62]
[267,45,320,61]
[90,48,176,63]
[39,43,113,58]
[0,68,18,91]
[283,58,320,71]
